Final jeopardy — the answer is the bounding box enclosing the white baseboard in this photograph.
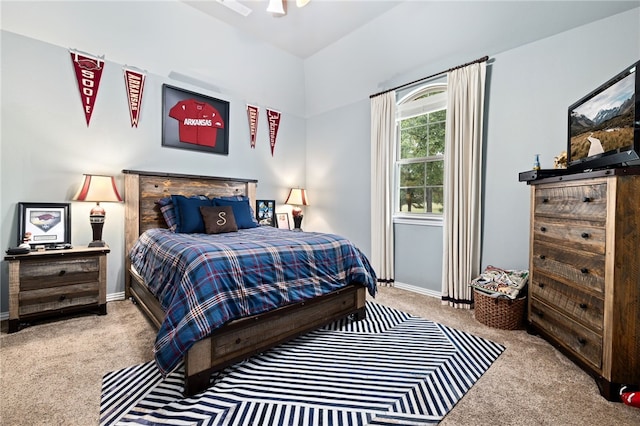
[107,292,126,302]
[393,281,441,299]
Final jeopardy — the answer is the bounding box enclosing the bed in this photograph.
[123,169,377,396]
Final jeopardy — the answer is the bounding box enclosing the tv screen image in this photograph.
[570,70,635,162]
[567,60,640,171]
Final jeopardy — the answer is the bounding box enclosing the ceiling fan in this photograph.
[216,0,311,17]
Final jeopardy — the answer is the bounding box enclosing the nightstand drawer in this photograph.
[19,282,100,316]
[19,257,100,291]
[530,298,602,371]
[5,247,109,333]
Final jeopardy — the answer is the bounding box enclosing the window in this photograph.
[395,84,447,220]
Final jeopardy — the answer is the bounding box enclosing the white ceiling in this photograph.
[184,1,640,59]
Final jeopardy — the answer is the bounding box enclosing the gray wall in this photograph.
[0,1,307,312]
[304,7,640,294]
[1,1,639,315]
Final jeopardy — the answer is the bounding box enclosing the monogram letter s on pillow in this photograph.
[200,206,238,234]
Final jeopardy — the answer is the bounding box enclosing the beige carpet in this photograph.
[1,286,639,425]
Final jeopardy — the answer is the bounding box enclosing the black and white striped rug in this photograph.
[100,302,504,425]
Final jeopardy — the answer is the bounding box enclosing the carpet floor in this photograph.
[100,302,504,425]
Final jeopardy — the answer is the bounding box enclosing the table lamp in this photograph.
[73,174,122,247]
[285,188,309,231]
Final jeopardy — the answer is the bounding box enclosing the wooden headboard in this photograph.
[122,169,258,296]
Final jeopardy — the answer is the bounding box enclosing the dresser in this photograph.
[5,246,109,333]
[527,167,640,400]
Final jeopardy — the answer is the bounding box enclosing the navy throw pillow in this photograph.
[171,195,212,233]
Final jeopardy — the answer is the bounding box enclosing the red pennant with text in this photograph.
[266,108,281,156]
[123,66,146,127]
[247,104,259,148]
[70,50,104,126]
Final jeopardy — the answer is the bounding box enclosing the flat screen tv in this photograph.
[568,60,640,171]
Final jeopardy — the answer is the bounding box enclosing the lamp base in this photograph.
[88,240,107,247]
[292,214,303,232]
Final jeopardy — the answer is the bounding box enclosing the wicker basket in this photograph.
[474,289,526,330]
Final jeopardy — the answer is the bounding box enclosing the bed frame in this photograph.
[123,169,367,396]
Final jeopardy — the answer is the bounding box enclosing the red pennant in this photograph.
[123,67,146,127]
[247,104,259,148]
[70,50,104,126]
[266,108,281,156]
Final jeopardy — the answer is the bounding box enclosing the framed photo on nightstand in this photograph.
[276,212,291,230]
[17,202,71,248]
[256,200,276,227]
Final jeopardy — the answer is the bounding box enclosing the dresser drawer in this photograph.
[534,183,606,221]
[532,241,605,295]
[530,272,604,333]
[19,282,100,316]
[530,298,602,371]
[19,257,100,291]
[532,218,605,255]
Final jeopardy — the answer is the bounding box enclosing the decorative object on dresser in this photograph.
[73,174,122,247]
[285,187,309,231]
[526,167,640,400]
[5,246,110,333]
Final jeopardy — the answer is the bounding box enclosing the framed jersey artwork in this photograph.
[162,84,230,155]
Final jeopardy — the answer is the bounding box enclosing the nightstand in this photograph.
[5,246,109,333]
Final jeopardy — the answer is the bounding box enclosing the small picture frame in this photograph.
[276,212,291,230]
[162,84,230,155]
[256,200,276,227]
[18,202,71,248]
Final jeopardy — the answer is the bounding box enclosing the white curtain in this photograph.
[370,91,396,286]
[441,62,486,309]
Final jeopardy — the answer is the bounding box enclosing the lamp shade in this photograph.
[285,188,309,206]
[73,174,122,202]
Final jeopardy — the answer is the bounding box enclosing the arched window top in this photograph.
[397,83,447,121]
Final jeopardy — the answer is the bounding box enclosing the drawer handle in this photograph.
[578,337,587,345]
[540,226,547,232]
[583,196,591,202]
[538,283,545,289]
[579,303,588,310]
[58,270,66,276]
[534,310,544,318]
[581,232,590,239]
[542,198,549,203]
[580,268,589,274]
[539,254,546,260]
[59,295,66,301]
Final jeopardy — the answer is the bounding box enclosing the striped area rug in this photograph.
[100,302,504,425]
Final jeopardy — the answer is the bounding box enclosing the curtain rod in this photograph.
[369,55,489,99]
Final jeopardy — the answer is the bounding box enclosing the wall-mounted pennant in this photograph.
[123,66,146,127]
[246,104,259,148]
[266,108,281,156]
[69,49,105,126]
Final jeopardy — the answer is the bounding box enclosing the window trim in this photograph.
[393,83,447,224]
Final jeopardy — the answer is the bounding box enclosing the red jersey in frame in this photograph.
[169,99,225,147]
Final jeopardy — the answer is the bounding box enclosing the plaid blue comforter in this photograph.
[129,227,377,375]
